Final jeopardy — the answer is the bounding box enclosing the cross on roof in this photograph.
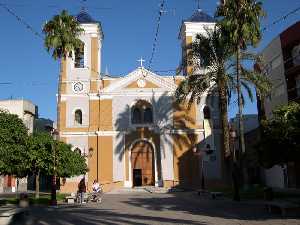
[137,57,145,68]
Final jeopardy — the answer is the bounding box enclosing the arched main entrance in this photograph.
[131,140,155,186]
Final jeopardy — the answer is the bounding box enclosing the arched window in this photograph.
[75,42,84,68]
[131,100,153,124]
[203,106,211,119]
[144,107,153,123]
[132,107,141,124]
[75,109,83,125]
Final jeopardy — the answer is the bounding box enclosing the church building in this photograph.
[57,9,224,193]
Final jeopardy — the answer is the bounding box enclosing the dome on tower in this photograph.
[76,9,99,24]
[74,9,104,39]
[185,9,215,23]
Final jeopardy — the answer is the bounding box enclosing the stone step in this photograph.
[106,186,175,194]
[106,187,149,194]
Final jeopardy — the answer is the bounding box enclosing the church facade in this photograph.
[58,10,224,193]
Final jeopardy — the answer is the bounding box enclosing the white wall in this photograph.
[0,100,36,133]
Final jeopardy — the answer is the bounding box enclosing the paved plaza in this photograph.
[7,192,300,225]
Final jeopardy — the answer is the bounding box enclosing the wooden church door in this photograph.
[131,141,154,186]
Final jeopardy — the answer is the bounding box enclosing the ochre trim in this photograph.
[125,80,160,89]
[90,80,99,93]
[103,80,111,88]
[60,127,90,132]
[59,101,67,130]
[185,36,193,76]
[173,102,200,129]
[91,37,99,78]
[88,136,98,188]
[99,136,113,184]
[99,99,113,130]
[60,83,67,95]
[60,59,67,80]
[172,133,200,188]
[89,100,100,131]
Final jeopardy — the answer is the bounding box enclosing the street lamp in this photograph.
[230,126,240,201]
[45,125,59,206]
[193,143,213,190]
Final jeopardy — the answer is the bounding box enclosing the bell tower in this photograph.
[179,8,215,76]
[58,9,104,131]
[57,10,104,192]
[56,9,104,188]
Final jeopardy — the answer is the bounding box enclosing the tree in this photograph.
[43,10,83,60]
[26,133,53,198]
[43,10,83,132]
[175,27,264,201]
[258,102,300,168]
[216,0,266,187]
[176,28,233,159]
[26,132,87,198]
[56,141,87,178]
[0,111,28,179]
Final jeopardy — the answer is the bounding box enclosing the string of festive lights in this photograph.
[0,2,112,10]
[148,0,166,70]
[262,6,300,32]
[0,3,44,39]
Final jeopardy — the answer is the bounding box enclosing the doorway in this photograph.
[131,140,154,186]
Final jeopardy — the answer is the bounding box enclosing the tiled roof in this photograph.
[185,9,215,23]
[76,10,99,24]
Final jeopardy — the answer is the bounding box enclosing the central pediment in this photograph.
[102,67,177,93]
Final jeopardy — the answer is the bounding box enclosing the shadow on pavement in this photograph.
[120,193,300,221]
[8,192,300,225]
[9,205,207,225]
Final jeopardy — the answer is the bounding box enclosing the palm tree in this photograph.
[43,9,83,130]
[216,0,265,187]
[43,10,83,60]
[175,28,270,200]
[176,28,233,160]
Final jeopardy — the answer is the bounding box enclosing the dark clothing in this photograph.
[78,180,86,193]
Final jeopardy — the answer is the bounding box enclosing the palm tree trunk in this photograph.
[218,77,231,186]
[218,78,230,158]
[35,170,40,199]
[236,47,249,189]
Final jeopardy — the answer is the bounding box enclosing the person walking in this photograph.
[78,178,86,204]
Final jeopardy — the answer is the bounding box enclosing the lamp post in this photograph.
[45,125,59,206]
[230,126,240,201]
[193,143,213,190]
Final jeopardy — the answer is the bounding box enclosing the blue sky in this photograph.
[0,0,299,121]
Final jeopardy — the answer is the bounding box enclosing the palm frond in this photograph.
[241,81,254,102]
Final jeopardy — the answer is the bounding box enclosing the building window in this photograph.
[131,100,153,124]
[203,106,211,119]
[144,107,153,123]
[75,109,83,125]
[132,108,142,124]
[75,42,84,68]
